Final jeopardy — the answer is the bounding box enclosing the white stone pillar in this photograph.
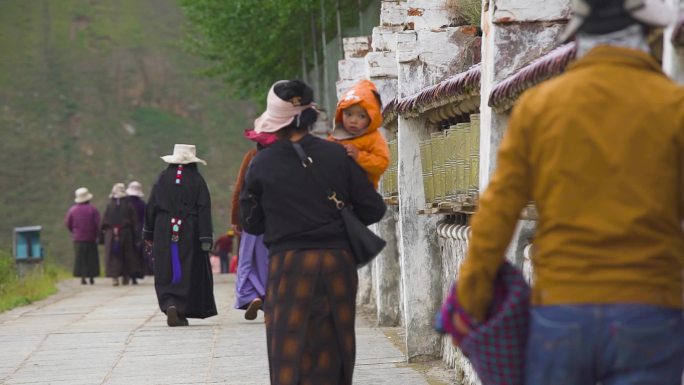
[478,0,569,189]
[396,115,443,360]
[373,206,402,326]
[368,0,403,327]
[663,0,684,84]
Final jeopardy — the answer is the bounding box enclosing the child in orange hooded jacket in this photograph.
[329,79,390,189]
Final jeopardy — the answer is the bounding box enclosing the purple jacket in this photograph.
[65,203,101,242]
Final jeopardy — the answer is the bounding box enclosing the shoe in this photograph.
[112,277,119,286]
[166,305,180,327]
[89,277,94,285]
[122,277,130,285]
[81,278,87,285]
[245,298,263,321]
[179,316,189,326]
[131,277,138,285]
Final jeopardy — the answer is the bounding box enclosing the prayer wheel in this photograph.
[430,131,446,201]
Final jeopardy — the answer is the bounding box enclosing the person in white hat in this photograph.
[64,187,101,285]
[452,1,684,384]
[143,144,216,327]
[125,181,151,276]
[101,183,142,286]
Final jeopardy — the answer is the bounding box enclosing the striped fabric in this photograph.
[435,262,530,385]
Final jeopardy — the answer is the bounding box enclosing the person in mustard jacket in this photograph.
[329,79,389,189]
[452,1,684,384]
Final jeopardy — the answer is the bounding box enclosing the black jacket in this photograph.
[240,134,386,254]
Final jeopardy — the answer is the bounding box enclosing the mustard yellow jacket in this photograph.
[458,46,684,320]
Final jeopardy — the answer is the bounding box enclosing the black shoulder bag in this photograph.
[291,141,386,268]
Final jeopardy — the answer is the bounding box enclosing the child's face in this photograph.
[342,104,371,135]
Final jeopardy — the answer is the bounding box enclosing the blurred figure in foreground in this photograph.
[451,1,684,384]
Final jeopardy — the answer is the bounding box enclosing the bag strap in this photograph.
[291,141,346,210]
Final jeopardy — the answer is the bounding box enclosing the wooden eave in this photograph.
[488,42,577,113]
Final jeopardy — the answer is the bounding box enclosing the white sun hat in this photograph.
[125,181,144,197]
[74,187,93,203]
[161,144,207,166]
[109,183,127,199]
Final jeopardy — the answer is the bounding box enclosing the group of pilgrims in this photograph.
[64,78,390,385]
[65,181,149,286]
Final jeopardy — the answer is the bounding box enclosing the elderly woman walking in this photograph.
[144,144,217,327]
[65,187,101,285]
[231,128,278,320]
[126,181,151,276]
[101,183,142,286]
[240,80,386,385]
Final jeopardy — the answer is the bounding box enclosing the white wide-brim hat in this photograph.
[125,181,144,197]
[161,144,207,165]
[254,82,313,134]
[74,187,93,203]
[109,183,126,199]
[562,0,675,42]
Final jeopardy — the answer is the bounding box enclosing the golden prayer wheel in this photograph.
[430,131,445,167]
[454,123,469,195]
[419,139,434,203]
[469,114,480,157]
[469,155,479,196]
[424,171,435,204]
[445,128,460,200]
[433,165,445,201]
[430,131,446,201]
[444,160,457,200]
[419,140,432,174]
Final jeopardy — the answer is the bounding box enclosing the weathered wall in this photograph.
[373,206,403,326]
[396,116,443,360]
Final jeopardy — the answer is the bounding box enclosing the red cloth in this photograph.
[229,255,238,273]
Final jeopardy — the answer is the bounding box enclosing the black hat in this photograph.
[561,0,674,42]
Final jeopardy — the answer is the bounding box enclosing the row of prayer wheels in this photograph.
[381,139,399,197]
[420,114,480,204]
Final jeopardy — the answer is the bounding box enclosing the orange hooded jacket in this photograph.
[328,80,390,189]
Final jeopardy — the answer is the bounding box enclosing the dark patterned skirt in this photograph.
[265,249,358,385]
[73,241,100,278]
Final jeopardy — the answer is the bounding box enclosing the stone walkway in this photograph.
[0,274,455,384]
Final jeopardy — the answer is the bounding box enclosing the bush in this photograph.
[445,0,482,27]
[0,249,67,313]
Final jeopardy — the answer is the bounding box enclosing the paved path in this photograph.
[0,274,454,384]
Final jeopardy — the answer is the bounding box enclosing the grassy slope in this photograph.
[0,0,254,266]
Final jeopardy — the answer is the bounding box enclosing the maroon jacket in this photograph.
[65,203,101,242]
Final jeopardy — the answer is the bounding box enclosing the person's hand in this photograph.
[232,224,241,236]
[144,240,153,255]
[344,144,359,160]
[201,242,212,252]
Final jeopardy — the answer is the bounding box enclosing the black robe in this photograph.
[101,198,141,278]
[143,163,217,319]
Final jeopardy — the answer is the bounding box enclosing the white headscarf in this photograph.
[576,24,651,58]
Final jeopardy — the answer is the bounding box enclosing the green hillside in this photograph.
[0,0,254,266]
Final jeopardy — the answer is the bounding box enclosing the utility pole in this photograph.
[310,10,321,100]
[336,0,344,59]
[320,0,331,113]
[300,32,308,83]
[358,0,364,35]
